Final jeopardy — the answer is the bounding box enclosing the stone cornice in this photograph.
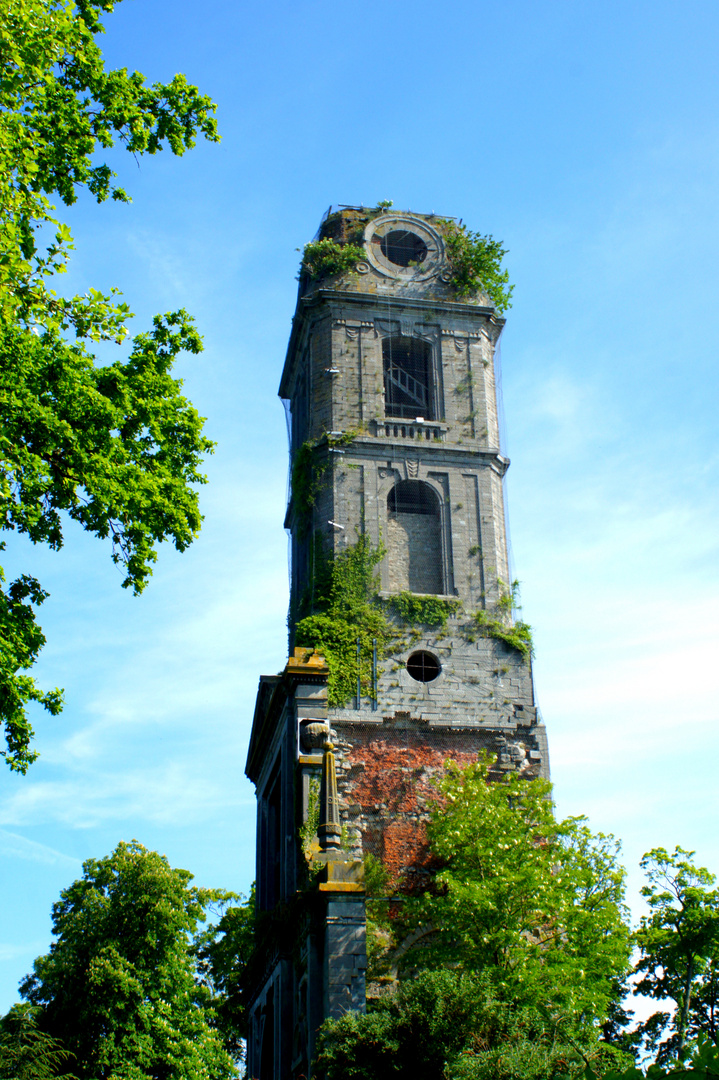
[279,287,504,398]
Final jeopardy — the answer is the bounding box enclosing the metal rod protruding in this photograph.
[372,637,378,711]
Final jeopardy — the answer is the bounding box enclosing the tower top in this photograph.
[296,204,511,309]
[281,206,511,401]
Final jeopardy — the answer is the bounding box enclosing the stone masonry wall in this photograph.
[331,721,543,887]
[386,511,443,594]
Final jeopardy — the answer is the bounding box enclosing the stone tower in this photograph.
[244,206,550,1079]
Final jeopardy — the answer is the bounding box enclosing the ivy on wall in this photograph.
[290,431,362,538]
[294,535,466,708]
[464,580,534,658]
[295,537,395,707]
[386,593,461,629]
[290,440,326,538]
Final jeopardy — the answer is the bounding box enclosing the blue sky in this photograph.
[2,0,719,1010]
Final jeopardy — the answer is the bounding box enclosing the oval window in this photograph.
[406,651,441,682]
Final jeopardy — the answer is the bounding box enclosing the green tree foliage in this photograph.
[402,760,631,1024]
[0,0,219,771]
[194,885,256,1061]
[317,969,632,1080]
[300,237,366,280]
[633,847,719,1062]
[18,841,238,1080]
[320,759,632,1079]
[443,224,514,312]
[0,1003,74,1080]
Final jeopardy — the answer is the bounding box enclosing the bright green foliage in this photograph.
[464,581,534,658]
[470,608,534,657]
[0,0,218,771]
[316,969,631,1080]
[0,1003,74,1080]
[399,760,631,1028]
[194,886,256,1062]
[0,315,211,593]
[299,777,321,858]
[386,592,461,629]
[319,760,632,1079]
[290,440,321,537]
[19,841,237,1080]
[443,224,514,312]
[300,238,366,280]
[0,567,63,773]
[633,847,719,1062]
[0,0,218,331]
[588,1035,719,1079]
[295,536,395,706]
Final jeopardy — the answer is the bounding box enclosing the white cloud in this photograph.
[0,761,256,831]
[0,829,81,868]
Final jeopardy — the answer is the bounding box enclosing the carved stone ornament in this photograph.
[374,318,439,346]
[300,720,330,752]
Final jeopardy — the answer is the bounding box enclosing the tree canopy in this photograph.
[0,1003,74,1080]
[633,847,719,1062]
[18,841,238,1080]
[0,0,219,771]
[319,759,633,1080]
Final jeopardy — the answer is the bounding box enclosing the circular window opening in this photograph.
[406,651,441,683]
[380,230,428,268]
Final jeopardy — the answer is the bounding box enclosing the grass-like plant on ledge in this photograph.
[471,610,534,659]
[386,592,461,629]
[465,580,533,658]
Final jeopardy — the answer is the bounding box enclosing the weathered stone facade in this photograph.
[244,207,550,1079]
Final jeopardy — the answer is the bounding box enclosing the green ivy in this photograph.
[299,776,321,859]
[290,442,323,538]
[300,238,366,280]
[461,583,533,658]
[295,537,396,707]
[290,433,362,538]
[443,223,514,313]
[386,592,461,629]
[470,610,534,659]
[326,428,362,448]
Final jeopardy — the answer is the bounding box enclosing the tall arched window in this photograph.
[383,336,434,420]
[387,480,443,594]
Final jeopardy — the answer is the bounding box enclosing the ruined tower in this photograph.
[244,206,550,1078]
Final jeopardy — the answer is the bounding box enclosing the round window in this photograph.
[363,215,443,280]
[380,230,428,267]
[406,651,441,683]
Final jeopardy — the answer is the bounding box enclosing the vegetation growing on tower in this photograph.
[442,223,515,312]
[297,204,514,312]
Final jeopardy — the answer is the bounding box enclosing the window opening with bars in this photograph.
[388,480,437,515]
[383,337,434,420]
[377,229,428,267]
[406,651,441,682]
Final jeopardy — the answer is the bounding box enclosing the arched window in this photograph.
[387,480,443,594]
[383,336,434,420]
